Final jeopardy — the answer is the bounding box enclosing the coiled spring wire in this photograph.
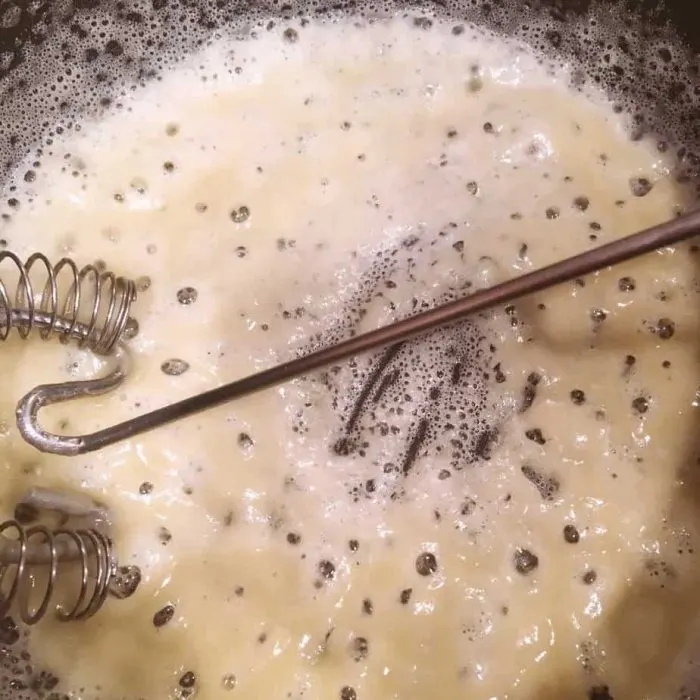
[0,251,140,623]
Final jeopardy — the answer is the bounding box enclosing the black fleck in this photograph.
[153,604,175,627]
[513,548,539,575]
[563,525,580,543]
[415,552,438,576]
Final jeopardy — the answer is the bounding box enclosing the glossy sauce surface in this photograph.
[1,15,699,700]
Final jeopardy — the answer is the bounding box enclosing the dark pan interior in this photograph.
[0,0,699,699]
[0,0,699,191]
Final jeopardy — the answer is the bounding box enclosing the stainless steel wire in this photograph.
[14,208,700,457]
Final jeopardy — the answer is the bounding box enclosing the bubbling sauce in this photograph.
[1,13,700,700]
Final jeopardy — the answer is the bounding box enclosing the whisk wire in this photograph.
[0,250,136,355]
[0,251,139,624]
[0,519,117,625]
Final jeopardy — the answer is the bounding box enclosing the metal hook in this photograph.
[15,345,131,457]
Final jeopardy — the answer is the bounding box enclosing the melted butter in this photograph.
[0,15,699,700]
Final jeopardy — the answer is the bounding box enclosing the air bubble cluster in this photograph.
[0,0,697,210]
[301,231,505,500]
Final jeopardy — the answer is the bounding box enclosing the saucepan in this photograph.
[0,0,699,699]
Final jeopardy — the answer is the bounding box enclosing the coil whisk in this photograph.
[0,520,115,625]
[0,250,136,355]
[0,249,143,623]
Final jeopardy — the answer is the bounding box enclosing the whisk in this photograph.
[0,251,141,624]
[0,488,140,625]
[13,208,700,457]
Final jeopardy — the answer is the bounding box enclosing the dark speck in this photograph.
[618,277,636,292]
[109,565,142,600]
[521,465,560,500]
[348,539,359,552]
[415,552,438,576]
[340,687,357,700]
[588,685,613,700]
[163,161,175,173]
[632,396,649,414]
[546,206,560,219]
[350,636,369,661]
[466,181,478,196]
[570,389,586,405]
[513,548,539,575]
[573,196,590,211]
[582,570,598,585]
[318,560,336,580]
[399,588,412,604]
[139,482,153,495]
[230,206,251,223]
[362,598,373,615]
[238,432,254,449]
[177,286,198,305]
[287,532,301,545]
[153,604,175,627]
[590,308,607,324]
[563,525,580,543]
[161,358,189,376]
[180,672,196,689]
[655,318,675,339]
[525,428,546,445]
[630,177,653,197]
[283,27,298,42]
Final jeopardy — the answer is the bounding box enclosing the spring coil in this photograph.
[0,520,115,625]
[0,250,137,355]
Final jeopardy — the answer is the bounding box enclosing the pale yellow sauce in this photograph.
[1,15,699,700]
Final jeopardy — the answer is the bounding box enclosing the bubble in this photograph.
[629,176,653,197]
[109,565,142,599]
[161,358,190,376]
[230,205,251,223]
[179,672,196,689]
[618,276,636,292]
[177,286,198,304]
[222,674,237,690]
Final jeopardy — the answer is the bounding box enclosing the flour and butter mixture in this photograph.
[0,12,700,700]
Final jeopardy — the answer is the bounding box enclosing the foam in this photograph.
[0,0,699,197]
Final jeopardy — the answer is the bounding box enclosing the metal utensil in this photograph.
[16,209,700,456]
